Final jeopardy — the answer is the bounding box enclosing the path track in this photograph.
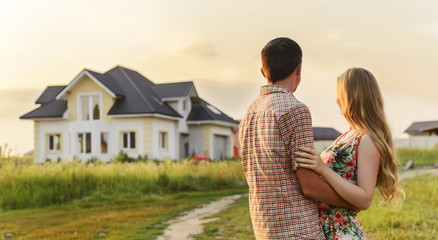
[399,168,438,179]
[156,168,438,239]
[157,194,244,240]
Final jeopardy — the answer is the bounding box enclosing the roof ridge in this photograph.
[183,82,194,96]
[156,81,193,85]
[118,67,155,112]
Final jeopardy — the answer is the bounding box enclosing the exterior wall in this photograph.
[165,96,191,133]
[34,121,40,161]
[69,119,112,162]
[395,136,438,149]
[35,116,178,162]
[67,75,114,122]
[202,125,212,156]
[201,124,234,160]
[150,117,178,160]
[35,120,70,163]
[66,75,116,162]
[188,125,203,156]
[143,118,153,158]
[110,118,144,160]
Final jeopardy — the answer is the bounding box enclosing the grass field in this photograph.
[0,155,247,239]
[0,160,245,210]
[194,175,438,240]
[397,148,438,167]
[0,189,247,240]
[1,146,437,239]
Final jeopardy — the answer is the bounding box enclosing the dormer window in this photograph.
[207,104,222,115]
[80,94,100,121]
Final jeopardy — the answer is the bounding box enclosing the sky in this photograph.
[1,0,438,155]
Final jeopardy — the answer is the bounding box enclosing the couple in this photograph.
[239,37,403,239]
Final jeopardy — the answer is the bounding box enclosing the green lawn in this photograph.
[397,148,438,167]
[194,175,438,240]
[0,189,247,240]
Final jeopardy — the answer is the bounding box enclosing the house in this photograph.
[313,127,342,141]
[395,120,438,149]
[313,127,342,152]
[404,120,438,136]
[20,66,239,163]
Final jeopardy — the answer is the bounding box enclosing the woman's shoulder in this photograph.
[357,133,380,158]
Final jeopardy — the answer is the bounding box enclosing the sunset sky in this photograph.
[1,0,438,155]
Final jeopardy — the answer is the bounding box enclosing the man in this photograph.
[239,37,354,239]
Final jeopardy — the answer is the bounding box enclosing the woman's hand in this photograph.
[294,147,328,176]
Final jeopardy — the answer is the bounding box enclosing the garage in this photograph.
[213,134,228,160]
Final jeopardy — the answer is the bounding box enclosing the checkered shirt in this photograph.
[239,85,325,240]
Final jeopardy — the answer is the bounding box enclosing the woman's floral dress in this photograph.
[319,131,367,240]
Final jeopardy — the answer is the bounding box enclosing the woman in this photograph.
[295,68,403,239]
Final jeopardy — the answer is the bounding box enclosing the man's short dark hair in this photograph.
[261,37,302,83]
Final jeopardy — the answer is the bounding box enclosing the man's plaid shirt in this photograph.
[239,85,325,239]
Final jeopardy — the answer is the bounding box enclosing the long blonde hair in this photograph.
[337,68,403,203]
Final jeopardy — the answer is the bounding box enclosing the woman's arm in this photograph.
[295,135,380,210]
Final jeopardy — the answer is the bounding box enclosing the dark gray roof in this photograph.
[152,82,195,98]
[21,66,235,123]
[187,98,239,125]
[313,127,341,141]
[404,121,438,135]
[20,100,67,119]
[86,69,124,97]
[105,66,181,117]
[35,86,66,104]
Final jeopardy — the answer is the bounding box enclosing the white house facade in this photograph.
[21,66,239,163]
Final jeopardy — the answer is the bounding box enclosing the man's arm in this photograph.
[296,167,357,209]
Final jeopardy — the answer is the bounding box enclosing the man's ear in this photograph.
[295,63,302,77]
[294,64,302,91]
[261,68,266,78]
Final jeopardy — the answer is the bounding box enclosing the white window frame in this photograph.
[47,133,61,152]
[159,131,168,150]
[101,132,109,154]
[121,131,136,150]
[77,93,102,121]
[78,132,92,154]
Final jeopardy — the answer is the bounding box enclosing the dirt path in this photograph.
[156,168,438,240]
[157,194,244,240]
[399,167,438,179]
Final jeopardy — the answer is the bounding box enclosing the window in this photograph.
[122,132,136,150]
[78,133,91,154]
[159,131,168,150]
[48,134,61,152]
[80,95,100,121]
[182,99,186,111]
[101,132,108,153]
[206,104,222,115]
